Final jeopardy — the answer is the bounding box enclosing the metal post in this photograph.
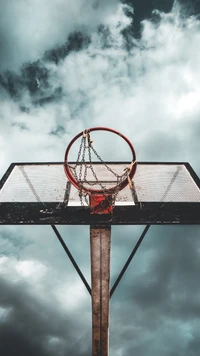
[90,226,111,356]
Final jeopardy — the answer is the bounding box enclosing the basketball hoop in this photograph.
[64,127,137,214]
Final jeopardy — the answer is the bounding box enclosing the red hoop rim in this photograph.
[64,127,137,194]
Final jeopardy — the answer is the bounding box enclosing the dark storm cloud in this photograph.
[121,0,200,40]
[0,31,91,111]
[0,266,91,355]
[123,0,174,16]
[0,0,119,72]
[0,62,52,102]
[1,0,199,111]
[0,276,61,356]
[110,225,200,354]
[121,0,174,38]
[177,0,200,16]
[44,32,91,64]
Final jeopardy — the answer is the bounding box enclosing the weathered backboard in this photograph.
[0,162,199,224]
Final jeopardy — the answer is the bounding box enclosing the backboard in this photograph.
[0,162,199,225]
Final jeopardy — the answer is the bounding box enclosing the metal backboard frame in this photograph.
[0,161,199,225]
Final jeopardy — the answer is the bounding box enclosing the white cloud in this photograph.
[0,3,200,177]
[0,255,46,283]
[16,259,46,280]
[55,279,88,310]
[0,251,90,314]
[0,3,200,171]
[0,0,119,72]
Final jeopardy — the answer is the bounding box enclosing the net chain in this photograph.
[68,130,132,213]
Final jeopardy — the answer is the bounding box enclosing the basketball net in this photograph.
[68,129,135,214]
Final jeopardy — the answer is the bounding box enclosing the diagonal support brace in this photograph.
[51,225,91,295]
[110,224,150,298]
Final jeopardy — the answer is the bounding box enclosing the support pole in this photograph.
[90,226,111,356]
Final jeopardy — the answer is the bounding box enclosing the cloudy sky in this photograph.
[0,0,200,355]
